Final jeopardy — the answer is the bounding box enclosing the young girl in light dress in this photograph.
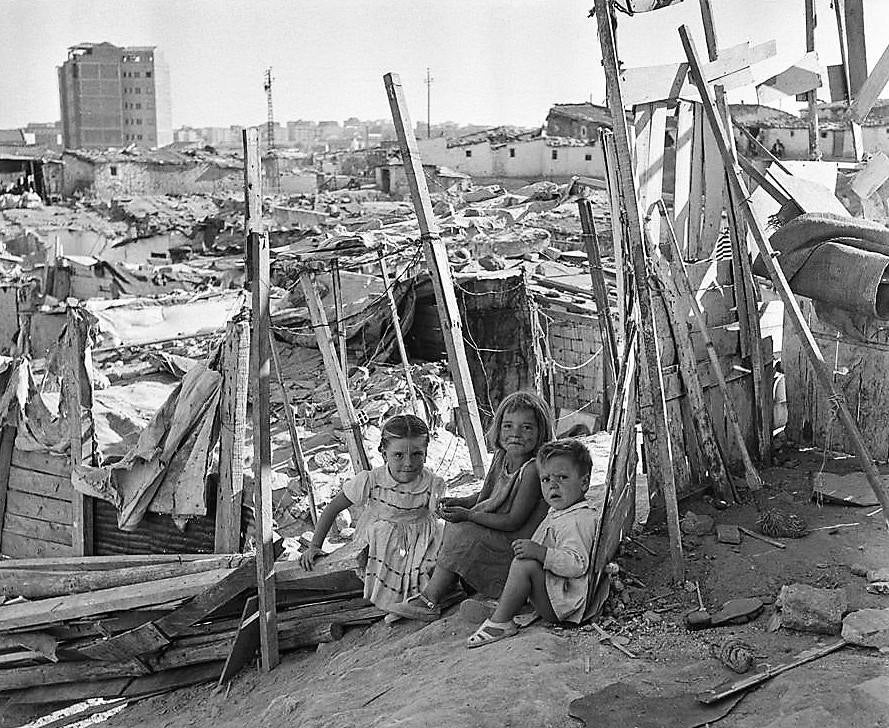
[299,414,445,612]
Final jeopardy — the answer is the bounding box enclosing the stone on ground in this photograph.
[842,608,889,648]
[776,583,848,634]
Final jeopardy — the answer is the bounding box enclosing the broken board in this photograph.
[569,682,744,728]
[811,472,881,507]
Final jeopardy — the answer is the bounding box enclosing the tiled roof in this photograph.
[446,126,541,148]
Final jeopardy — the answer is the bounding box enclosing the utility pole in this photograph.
[424,67,433,138]
[805,0,821,160]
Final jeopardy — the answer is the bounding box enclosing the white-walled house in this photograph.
[416,127,605,180]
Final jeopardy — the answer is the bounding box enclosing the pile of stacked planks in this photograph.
[0,552,384,706]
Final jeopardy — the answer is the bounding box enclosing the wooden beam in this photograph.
[215,313,249,553]
[805,0,822,159]
[0,426,15,553]
[843,0,868,97]
[269,330,318,524]
[833,0,865,161]
[601,130,627,344]
[330,260,348,375]
[377,250,419,415]
[850,41,889,123]
[64,307,92,557]
[242,127,279,671]
[578,199,618,413]
[680,24,889,524]
[383,72,488,479]
[300,270,371,472]
[673,101,695,253]
[687,105,705,259]
[593,0,684,582]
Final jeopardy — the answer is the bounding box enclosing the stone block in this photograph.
[716,524,741,544]
[843,608,889,648]
[776,583,848,635]
[680,511,715,536]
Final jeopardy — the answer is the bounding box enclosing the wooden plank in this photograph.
[215,314,249,553]
[0,555,249,599]
[77,621,169,661]
[601,131,627,344]
[594,0,684,583]
[384,71,488,479]
[687,105,705,259]
[681,25,889,519]
[578,199,618,410]
[700,120,724,258]
[673,101,695,253]
[0,553,230,570]
[3,513,71,546]
[850,41,889,122]
[0,658,151,692]
[330,260,348,374]
[6,466,72,500]
[0,426,15,553]
[10,449,69,478]
[634,102,668,245]
[0,568,232,632]
[243,127,280,672]
[217,595,259,686]
[6,489,72,524]
[64,307,92,557]
[300,271,371,472]
[1,532,71,559]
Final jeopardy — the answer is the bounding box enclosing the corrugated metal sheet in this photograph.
[93,500,215,555]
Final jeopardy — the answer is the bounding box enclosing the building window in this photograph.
[789,130,795,137]
[146,71,152,78]
[585,153,592,161]
[136,103,141,109]
[136,87,141,94]
[580,125,588,138]
[465,149,472,158]
[137,134,143,140]
[110,165,118,176]
[509,148,516,158]
[134,72,141,77]
[136,119,142,125]
[551,150,558,160]
[821,131,828,138]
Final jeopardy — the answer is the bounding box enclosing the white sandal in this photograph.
[466,618,518,649]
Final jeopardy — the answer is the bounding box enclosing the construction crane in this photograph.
[263,68,279,191]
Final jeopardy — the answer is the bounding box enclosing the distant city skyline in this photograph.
[3,1,889,132]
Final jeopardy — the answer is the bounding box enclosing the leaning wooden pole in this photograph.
[378,250,420,415]
[593,0,684,582]
[242,128,279,670]
[804,0,821,160]
[383,72,488,478]
[65,307,93,557]
[578,199,618,412]
[680,25,889,525]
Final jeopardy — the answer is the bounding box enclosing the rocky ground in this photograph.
[11,444,889,728]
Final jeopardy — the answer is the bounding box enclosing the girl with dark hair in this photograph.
[299,414,445,613]
[390,391,554,622]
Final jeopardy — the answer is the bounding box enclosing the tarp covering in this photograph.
[754,213,889,319]
[72,362,221,531]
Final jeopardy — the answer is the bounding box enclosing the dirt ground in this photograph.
[14,445,889,728]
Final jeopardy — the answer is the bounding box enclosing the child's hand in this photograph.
[299,545,324,570]
[439,504,472,523]
[512,539,546,562]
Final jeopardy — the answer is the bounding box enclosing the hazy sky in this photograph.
[2,0,887,130]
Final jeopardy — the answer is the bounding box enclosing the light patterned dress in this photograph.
[343,465,446,610]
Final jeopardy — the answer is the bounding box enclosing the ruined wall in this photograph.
[62,157,244,197]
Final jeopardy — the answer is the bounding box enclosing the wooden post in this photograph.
[658,200,763,497]
[578,199,618,411]
[833,0,865,161]
[680,25,889,524]
[0,426,15,553]
[330,260,348,375]
[383,72,488,479]
[804,0,821,160]
[268,330,318,524]
[65,307,93,557]
[698,0,771,466]
[600,130,627,346]
[593,0,684,582]
[216,313,249,553]
[672,101,695,254]
[300,269,371,473]
[843,0,868,97]
[242,128,279,671]
[377,250,419,415]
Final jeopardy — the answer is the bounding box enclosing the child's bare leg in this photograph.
[421,564,458,604]
[491,558,559,624]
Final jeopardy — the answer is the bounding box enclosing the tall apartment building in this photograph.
[58,42,172,149]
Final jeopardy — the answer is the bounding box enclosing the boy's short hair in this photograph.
[536,438,592,478]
